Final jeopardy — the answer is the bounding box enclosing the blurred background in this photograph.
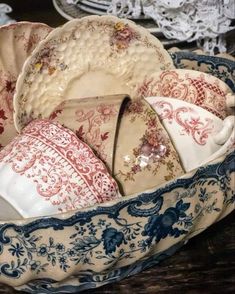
[2,0,235,54]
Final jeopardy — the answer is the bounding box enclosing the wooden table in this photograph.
[1,1,235,293]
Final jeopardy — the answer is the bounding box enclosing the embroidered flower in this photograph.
[139,130,168,160]
[97,104,117,122]
[58,255,67,265]
[29,260,41,272]
[142,200,190,245]
[87,223,98,235]
[198,187,209,202]
[102,228,125,255]
[8,243,25,258]
[126,100,144,114]
[111,23,137,50]
[55,243,65,253]
[76,226,86,236]
[114,22,125,31]
[67,249,76,257]
[147,117,157,128]
[131,164,142,174]
[37,244,49,257]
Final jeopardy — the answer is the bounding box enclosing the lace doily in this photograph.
[0,3,16,25]
[68,0,234,54]
[66,0,79,4]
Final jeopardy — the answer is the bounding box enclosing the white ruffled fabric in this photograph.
[105,0,235,54]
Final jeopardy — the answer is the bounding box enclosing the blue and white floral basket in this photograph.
[0,149,234,293]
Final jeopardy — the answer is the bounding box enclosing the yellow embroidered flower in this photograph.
[114,22,125,31]
[34,63,42,70]
[116,41,127,50]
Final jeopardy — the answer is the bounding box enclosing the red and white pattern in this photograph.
[0,22,52,149]
[0,70,16,148]
[138,70,230,120]
[50,100,118,164]
[0,120,120,213]
[152,100,215,145]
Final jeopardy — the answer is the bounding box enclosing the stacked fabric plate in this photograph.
[53,0,235,53]
[0,16,234,294]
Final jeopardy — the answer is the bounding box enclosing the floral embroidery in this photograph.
[8,243,25,258]
[0,120,119,212]
[31,46,68,77]
[0,151,234,292]
[142,200,190,245]
[0,24,51,148]
[116,100,180,182]
[15,18,172,130]
[110,22,140,50]
[152,100,215,145]
[0,71,16,148]
[0,71,16,115]
[33,47,56,75]
[102,228,125,254]
[3,194,192,274]
[138,71,228,119]
[14,29,51,53]
[50,101,118,164]
[75,104,116,162]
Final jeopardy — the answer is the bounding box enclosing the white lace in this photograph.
[0,3,16,25]
[66,0,80,4]
[105,0,235,54]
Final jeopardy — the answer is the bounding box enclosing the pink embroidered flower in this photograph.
[140,130,169,159]
[127,100,144,114]
[188,117,201,126]
[131,164,141,174]
[112,23,137,50]
[34,47,55,74]
[25,34,41,52]
[147,117,157,128]
[116,27,134,41]
[97,104,116,122]
[145,131,162,148]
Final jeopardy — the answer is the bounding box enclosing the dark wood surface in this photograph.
[4,0,68,27]
[1,1,235,293]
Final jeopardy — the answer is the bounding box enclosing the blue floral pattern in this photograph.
[102,228,125,254]
[0,151,234,293]
[142,200,190,245]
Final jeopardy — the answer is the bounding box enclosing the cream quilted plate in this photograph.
[13,15,174,131]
